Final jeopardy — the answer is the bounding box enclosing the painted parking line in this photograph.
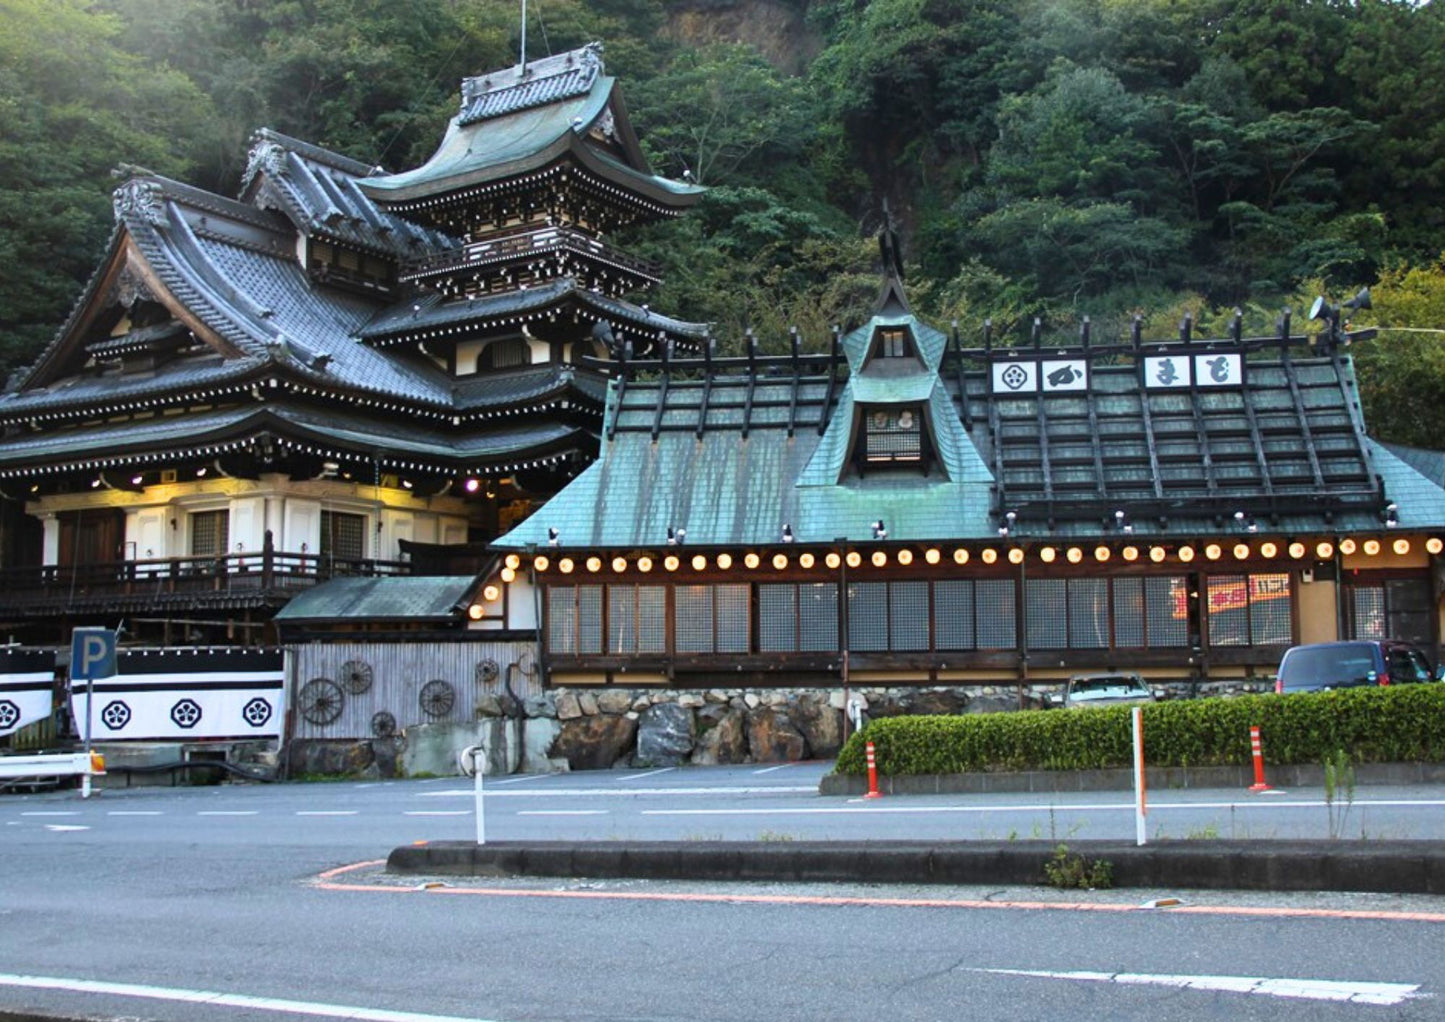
[418,785,816,798]
[517,810,609,817]
[0,972,508,1022]
[752,764,794,775]
[972,969,1424,1006]
[404,811,470,817]
[20,811,79,817]
[107,811,162,816]
[44,824,89,832]
[296,811,359,816]
[615,767,676,782]
[197,811,259,817]
[312,860,1445,923]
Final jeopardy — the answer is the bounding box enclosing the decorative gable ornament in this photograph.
[112,178,167,227]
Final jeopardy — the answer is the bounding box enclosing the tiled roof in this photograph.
[240,129,456,260]
[360,277,708,346]
[274,576,478,622]
[458,45,603,125]
[358,46,701,209]
[0,400,593,476]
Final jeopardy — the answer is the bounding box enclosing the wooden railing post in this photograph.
[262,530,275,589]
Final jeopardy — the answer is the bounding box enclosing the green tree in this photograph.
[0,0,210,371]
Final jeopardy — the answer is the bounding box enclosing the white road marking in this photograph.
[615,767,676,782]
[751,764,793,775]
[517,810,609,817]
[44,824,89,832]
[0,972,509,1022]
[197,811,258,817]
[405,810,470,817]
[21,811,79,817]
[490,773,554,785]
[296,811,359,816]
[107,811,162,816]
[418,785,815,798]
[973,968,1423,1006]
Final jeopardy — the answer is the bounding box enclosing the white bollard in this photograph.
[460,744,486,845]
[1132,706,1147,847]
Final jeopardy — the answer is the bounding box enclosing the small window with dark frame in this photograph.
[189,509,229,557]
[864,406,923,464]
[871,327,912,360]
[320,510,367,562]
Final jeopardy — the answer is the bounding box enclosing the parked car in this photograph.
[1274,640,1441,694]
[1062,673,1156,709]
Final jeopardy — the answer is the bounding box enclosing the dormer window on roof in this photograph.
[869,327,914,363]
[863,406,924,465]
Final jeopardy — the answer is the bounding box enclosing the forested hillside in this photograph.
[4,0,1445,445]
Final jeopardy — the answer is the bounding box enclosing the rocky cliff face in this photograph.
[663,0,821,75]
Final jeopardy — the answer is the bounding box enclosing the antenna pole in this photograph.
[520,0,528,72]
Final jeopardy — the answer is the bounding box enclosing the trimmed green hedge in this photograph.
[833,686,1445,776]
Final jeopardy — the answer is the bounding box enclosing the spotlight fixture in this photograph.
[871,520,887,540]
[782,524,794,543]
[547,527,559,547]
[1384,503,1399,527]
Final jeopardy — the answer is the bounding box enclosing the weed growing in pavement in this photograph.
[1043,844,1113,890]
[1323,749,1356,840]
[756,831,795,842]
[1185,824,1220,840]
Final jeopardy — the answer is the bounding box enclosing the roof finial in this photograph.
[879,197,904,283]
[519,0,528,74]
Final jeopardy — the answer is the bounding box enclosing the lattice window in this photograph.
[976,580,1017,649]
[1351,586,1387,640]
[1208,573,1291,647]
[320,510,365,561]
[799,584,839,652]
[190,509,229,557]
[716,584,750,653]
[758,585,797,652]
[1249,574,1292,645]
[864,407,923,463]
[1068,578,1110,648]
[675,586,713,653]
[848,582,888,651]
[547,585,602,655]
[1146,577,1190,647]
[934,580,976,650]
[889,581,930,651]
[637,586,667,653]
[1025,580,1068,649]
[1113,577,1145,647]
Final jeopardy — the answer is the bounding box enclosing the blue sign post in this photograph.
[70,627,117,762]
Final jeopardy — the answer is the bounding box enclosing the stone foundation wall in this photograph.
[285,679,1272,778]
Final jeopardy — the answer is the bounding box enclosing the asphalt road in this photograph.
[3,765,1445,1021]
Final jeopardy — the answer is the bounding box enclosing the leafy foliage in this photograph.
[5,0,1445,442]
[833,686,1445,776]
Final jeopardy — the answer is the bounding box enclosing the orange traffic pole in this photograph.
[864,740,882,799]
[1248,725,1271,792]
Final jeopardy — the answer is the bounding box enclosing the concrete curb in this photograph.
[387,839,1445,894]
[818,762,1445,796]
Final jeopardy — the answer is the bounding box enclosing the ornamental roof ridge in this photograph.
[241,128,379,194]
[458,42,604,125]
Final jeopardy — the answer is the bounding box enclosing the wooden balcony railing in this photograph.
[0,550,411,615]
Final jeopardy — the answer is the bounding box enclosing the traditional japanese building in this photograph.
[0,42,701,658]
[495,255,1445,693]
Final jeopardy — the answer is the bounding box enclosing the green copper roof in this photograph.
[358,45,701,209]
[274,576,478,622]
